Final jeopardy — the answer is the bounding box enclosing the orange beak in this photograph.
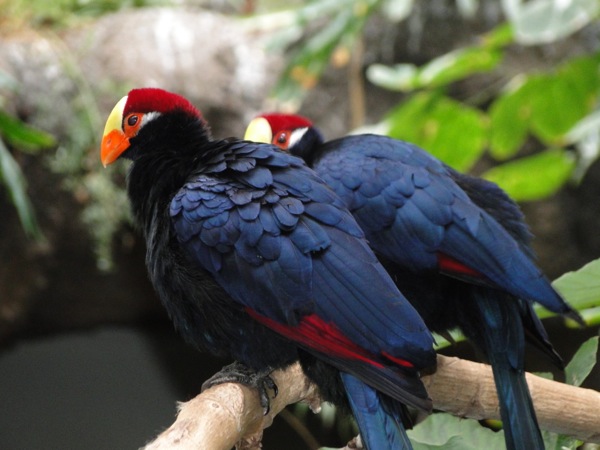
[100,96,129,167]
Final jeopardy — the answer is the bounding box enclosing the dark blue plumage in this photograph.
[342,373,413,450]
[250,116,583,450]
[101,89,437,450]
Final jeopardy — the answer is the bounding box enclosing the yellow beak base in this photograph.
[244,117,273,144]
[100,95,128,167]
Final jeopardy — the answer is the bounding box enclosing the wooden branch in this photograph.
[421,355,600,443]
[143,355,600,449]
[143,363,321,450]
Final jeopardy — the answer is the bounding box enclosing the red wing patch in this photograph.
[437,252,482,278]
[245,308,414,369]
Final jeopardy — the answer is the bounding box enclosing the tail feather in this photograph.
[471,289,544,450]
[341,373,413,450]
[488,358,543,450]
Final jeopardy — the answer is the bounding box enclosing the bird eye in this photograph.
[274,131,291,150]
[127,115,139,126]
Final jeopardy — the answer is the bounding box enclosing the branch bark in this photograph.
[143,355,600,450]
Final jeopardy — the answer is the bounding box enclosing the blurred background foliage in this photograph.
[4,0,599,310]
[1,0,599,448]
[271,0,600,200]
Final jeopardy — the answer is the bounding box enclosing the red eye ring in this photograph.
[273,131,291,150]
[123,113,144,138]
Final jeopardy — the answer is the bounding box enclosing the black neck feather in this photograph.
[123,110,213,235]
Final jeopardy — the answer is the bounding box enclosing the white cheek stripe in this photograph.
[289,127,308,149]
[141,111,161,128]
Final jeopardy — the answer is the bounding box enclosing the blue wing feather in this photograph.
[314,135,573,314]
[170,142,435,373]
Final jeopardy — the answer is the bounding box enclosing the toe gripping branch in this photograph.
[202,361,278,414]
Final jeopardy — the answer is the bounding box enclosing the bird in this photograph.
[244,113,584,450]
[100,87,438,450]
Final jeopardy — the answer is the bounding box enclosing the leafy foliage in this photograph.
[408,413,506,450]
[369,46,600,200]
[482,149,576,201]
[385,91,488,172]
[0,70,56,238]
[2,0,173,28]
[550,258,600,326]
[269,1,600,201]
[565,336,599,387]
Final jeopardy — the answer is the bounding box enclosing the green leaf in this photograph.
[367,46,503,92]
[418,47,503,88]
[0,137,42,238]
[526,54,600,142]
[489,79,532,159]
[386,92,487,171]
[490,53,600,155]
[481,149,575,201]
[540,430,582,450]
[553,258,600,313]
[577,306,600,326]
[408,413,506,450]
[480,23,515,48]
[564,336,598,387]
[0,110,56,153]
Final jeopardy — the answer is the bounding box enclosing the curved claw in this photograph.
[202,361,277,414]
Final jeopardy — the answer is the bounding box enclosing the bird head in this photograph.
[101,88,204,167]
[244,113,324,160]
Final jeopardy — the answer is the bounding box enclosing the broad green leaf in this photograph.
[553,258,600,312]
[490,53,600,155]
[528,56,600,142]
[480,22,515,48]
[0,110,56,153]
[367,47,502,92]
[489,80,532,159]
[386,92,487,171]
[540,430,582,450]
[417,47,503,88]
[577,306,600,326]
[0,138,42,238]
[565,336,598,387]
[482,149,575,201]
[510,0,599,44]
[408,413,506,450]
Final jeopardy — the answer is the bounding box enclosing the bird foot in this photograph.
[202,361,278,414]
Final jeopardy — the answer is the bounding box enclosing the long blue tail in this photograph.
[469,289,544,450]
[341,373,413,450]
